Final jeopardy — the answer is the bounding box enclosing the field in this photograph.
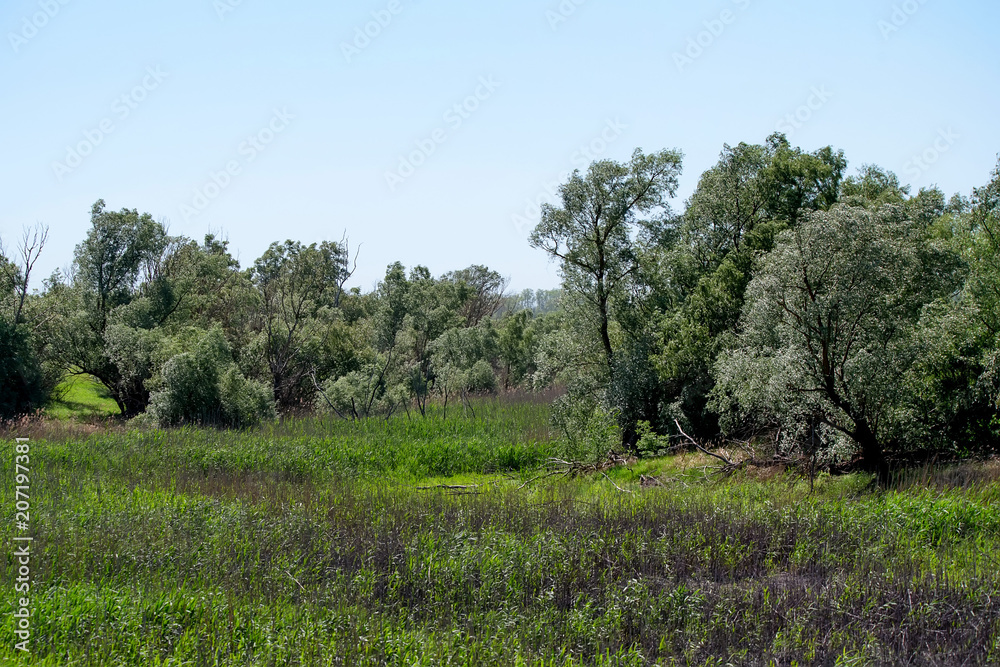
[2,397,1000,666]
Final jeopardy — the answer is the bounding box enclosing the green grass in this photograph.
[43,374,120,421]
[2,401,999,665]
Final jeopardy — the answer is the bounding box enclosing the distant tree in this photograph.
[443,265,508,327]
[249,239,355,410]
[430,323,499,415]
[497,309,537,389]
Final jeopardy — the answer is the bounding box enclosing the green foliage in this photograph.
[315,355,408,420]
[249,239,354,410]
[653,137,847,439]
[9,145,1000,473]
[0,318,46,418]
[44,200,174,417]
[149,328,275,428]
[713,204,954,481]
[430,323,499,404]
[530,148,684,448]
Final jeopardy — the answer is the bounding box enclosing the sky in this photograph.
[1,0,998,292]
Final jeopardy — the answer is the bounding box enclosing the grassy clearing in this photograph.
[2,401,999,665]
[42,375,120,421]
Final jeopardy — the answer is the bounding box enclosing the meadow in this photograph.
[2,396,999,666]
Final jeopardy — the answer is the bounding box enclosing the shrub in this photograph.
[149,328,275,428]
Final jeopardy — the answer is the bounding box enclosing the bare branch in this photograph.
[674,419,735,466]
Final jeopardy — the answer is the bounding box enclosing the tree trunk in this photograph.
[853,419,890,486]
[598,298,614,372]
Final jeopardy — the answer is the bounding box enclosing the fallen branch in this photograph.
[674,420,735,467]
[414,484,481,491]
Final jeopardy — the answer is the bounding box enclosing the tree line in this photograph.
[3,133,999,481]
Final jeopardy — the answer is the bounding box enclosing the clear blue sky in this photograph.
[2,0,998,291]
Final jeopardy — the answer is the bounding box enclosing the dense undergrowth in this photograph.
[2,400,999,665]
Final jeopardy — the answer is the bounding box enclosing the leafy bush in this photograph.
[314,361,408,420]
[149,328,275,428]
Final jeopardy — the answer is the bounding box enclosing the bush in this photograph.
[315,361,408,420]
[466,359,497,393]
[219,365,277,428]
[149,328,275,428]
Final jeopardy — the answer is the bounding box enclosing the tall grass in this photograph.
[7,397,556,482]
[2,398,999,665]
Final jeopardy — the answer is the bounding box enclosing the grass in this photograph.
[2,399,999,665]
[42,374,120,421]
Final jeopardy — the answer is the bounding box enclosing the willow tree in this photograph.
[530,148,682,372]
[529,148,683,449]
[714,203,936,484]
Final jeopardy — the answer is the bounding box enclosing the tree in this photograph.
[48,201,170,416]
[430,323,499,415]
[249,239,355,410]
[443,265,509,327]
[714,204,947,484]
[963,158,1000,334]
[653,137,848,438]
[529,148,683,449]
[0,321,46,419]
[0,225,50,418]
[497,309,538,389]
[149,327,275,428]
[530,148,683,373]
